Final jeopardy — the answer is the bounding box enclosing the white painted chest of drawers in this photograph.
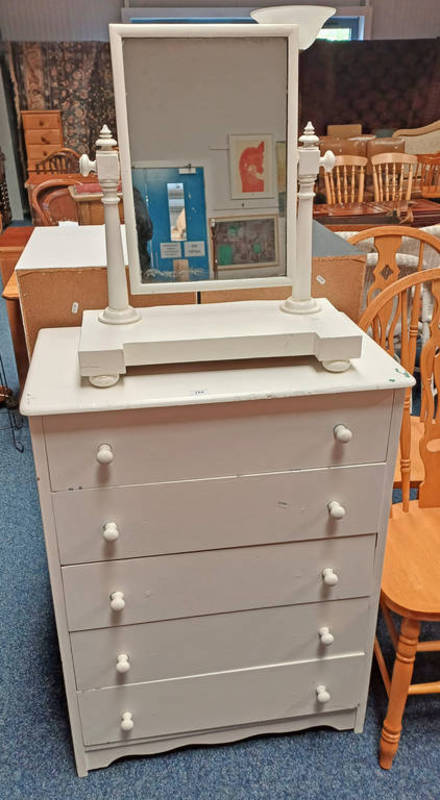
[21,327,413,776]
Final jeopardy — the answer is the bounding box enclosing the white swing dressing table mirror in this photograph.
[78,13,363,387]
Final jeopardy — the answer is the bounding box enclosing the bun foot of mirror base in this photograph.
[89,374,120,388]
[99,306,141,325]
[322,360,351,373]
[280,296,321,315]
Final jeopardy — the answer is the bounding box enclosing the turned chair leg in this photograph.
[379,615,420,769]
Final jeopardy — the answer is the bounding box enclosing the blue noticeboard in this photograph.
[132,166,210,283]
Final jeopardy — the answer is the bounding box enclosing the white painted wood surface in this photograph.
[42,392,393,491]
[83,708,357,772]
[15,225,126,270]
[110,23,298,296]
[61,535,375,631]
[78,299,363,379]
[80,126,140,326]
[52,463,385,564]
[77,654,365,747]
[71,599,369,691]
[21,327,412,775]
[20,327,413,417]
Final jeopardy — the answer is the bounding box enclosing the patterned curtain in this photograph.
[6,38,440,161]
[7,42,116,156]
[299,38,440,135]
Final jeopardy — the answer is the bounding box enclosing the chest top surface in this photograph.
[15,225,128,272]
[21,326,413,417]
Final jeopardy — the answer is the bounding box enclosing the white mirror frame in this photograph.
[109,22,299,295]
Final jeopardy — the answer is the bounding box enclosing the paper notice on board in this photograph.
[160,242,182,259]
[184,241,205,258]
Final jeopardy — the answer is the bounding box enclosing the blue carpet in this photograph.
[1,288,439,799]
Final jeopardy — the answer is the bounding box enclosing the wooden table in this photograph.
[314,199,440,231]
[68,185,124,225]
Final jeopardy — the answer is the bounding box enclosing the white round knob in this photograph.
[116,653,130,674]
[316,685,331,704]
[322,568,338,586]
[79,153,97,177]
[319,626,335,646]
[320,149,336,173]
[102,521,120,542]
[96,443,113,464]
[333,424,353,443]
[110,591,125,611]
[120,711,134,731]
[327,500,346,520]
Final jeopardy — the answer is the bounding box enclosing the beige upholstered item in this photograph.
[392,120,440,155]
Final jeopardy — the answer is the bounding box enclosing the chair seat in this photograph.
[393,417,425,487]
[383,501,440,619]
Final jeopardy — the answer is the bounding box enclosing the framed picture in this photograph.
[210,214,279,271]
[229,134,274,199]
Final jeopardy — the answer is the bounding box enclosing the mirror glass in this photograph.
[121,34,289,288]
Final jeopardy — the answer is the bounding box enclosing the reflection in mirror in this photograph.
[168,183,187,241]
[122,35,290,289]
[132,165,210,282]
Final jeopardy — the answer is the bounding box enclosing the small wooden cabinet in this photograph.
[21,110,64,172]
[0,226,33,387]
[21,325,412,776]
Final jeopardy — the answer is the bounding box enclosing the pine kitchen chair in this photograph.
[359,267,440,769]
[322,154,368,205]
[354,226,440,505]
[419,153,440,200]
[370,153,419,203]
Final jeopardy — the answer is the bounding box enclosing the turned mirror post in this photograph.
[79,125,140,325]
[282,122,335,315]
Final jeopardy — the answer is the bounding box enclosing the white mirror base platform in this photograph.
[78,298,363,386]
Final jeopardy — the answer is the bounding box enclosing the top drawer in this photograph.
[43,391,394,491]
[22,111,62,130]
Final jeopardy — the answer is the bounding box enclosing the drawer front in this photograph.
[78,653,365,746]
[44,391,393,491]
[25,129,63,146]
[62,535,375,631]
[71,598,369,690]
[26,144,60,162]
[22,111,61,130]
[53,464,385,564]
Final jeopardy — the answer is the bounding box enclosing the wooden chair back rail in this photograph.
[370,153,418,202]
[359,267,440,511]
[35,147,81,174]
[418,154,440,198]
[354,227,440,509]
[419,286,440,507]
[323,155,367,205]
[31,176,84,225]
[348,224,440,306]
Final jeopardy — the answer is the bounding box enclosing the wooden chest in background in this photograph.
[21,110,64,172]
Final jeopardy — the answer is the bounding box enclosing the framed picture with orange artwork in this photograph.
[228,134,275,199]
